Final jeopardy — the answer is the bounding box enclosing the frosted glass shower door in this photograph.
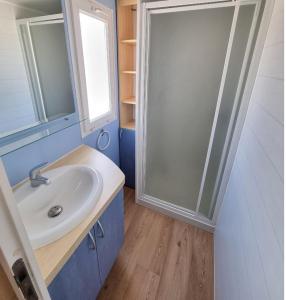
[144,5,235,211]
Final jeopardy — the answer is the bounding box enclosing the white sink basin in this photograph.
[14,165,103,249]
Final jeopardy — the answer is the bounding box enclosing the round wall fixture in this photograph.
[97,129,110,151]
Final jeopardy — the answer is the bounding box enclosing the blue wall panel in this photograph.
[84,120,120,167]
[2,124,82,186]
[2,120,120,186]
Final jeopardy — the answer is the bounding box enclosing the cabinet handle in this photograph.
[96,220,105,238]
[88,231,96,250]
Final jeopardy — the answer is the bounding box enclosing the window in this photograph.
[71,0,116,136]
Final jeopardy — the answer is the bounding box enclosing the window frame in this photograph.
[71,0,117,137]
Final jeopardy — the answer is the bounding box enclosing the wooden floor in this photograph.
[98,188,213,300]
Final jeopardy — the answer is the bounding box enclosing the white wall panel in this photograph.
[252,76,283,123]
[258,43,283,79]
[247,100,283,177]
[215,0,284,298]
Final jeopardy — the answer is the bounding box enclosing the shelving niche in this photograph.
[117,0,137,130]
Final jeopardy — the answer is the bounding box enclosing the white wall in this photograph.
[0,2,41,137]
[214,0,284,299]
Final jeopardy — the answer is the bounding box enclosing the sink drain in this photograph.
[48,205,63,218]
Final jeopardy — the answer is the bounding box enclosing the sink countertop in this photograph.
[15,145,125,285]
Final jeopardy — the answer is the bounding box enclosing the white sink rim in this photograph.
[15,165,103,249]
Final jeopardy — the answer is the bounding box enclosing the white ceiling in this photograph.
[8,0,62,14]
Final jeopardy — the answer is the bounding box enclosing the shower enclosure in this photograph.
[136,0,263,229]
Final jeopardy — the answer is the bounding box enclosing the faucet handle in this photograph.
[29,162,48,179]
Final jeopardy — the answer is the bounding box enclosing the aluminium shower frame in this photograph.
[136,0,269,231]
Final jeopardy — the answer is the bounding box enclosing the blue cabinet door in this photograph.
[48,233,101,300]
[95,189,124,283]
[119,128,135,188]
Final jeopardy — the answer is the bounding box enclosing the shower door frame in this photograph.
[136,0,268,230]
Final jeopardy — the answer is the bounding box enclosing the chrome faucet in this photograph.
[29,162,50,188]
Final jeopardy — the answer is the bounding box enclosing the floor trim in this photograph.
[137,194,215,233]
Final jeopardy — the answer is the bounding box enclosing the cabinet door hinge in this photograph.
[12,258,39,300]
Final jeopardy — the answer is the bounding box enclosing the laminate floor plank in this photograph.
[97,188,213,300]
[123,264,160,300]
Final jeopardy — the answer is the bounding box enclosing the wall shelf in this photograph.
[118,0,137,130]
[121,39,136,45]
[119,0,137,6]
[121,70,136,75]
[121,97,136,105]
[122,120,135,130]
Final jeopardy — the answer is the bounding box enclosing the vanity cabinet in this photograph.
[119,128,135,188]
[48,189,124,299]
[48,233,101,300]
[95,189,124,282]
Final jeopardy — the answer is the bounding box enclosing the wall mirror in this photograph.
[0,0,81,155]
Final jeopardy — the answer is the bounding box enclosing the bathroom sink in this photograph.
[14,165,103,249]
